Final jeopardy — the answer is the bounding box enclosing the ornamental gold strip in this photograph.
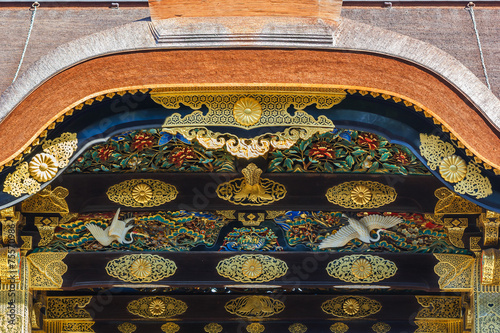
[27,252,68,290]
[216,254,288,283]
[127,296,187,319]
[481,249,500,285]
[325,180,396,209]
[46,296,93,319]
[326,255,397,283]
[105,254,177,283]
[419,133,492,199]
[415,296,461,320]
[321,296,381,318]
[216,163,286,206]
[106,179,178,207]
[433,254,474,291]
[225,295,284,318]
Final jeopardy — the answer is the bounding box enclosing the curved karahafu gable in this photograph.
[0,86,497,212]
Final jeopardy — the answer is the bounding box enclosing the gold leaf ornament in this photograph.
[372,322,391,333]
[326,181,396,209]
[107,179,178,207]
[322,296,381,318]
[326,255,397,283]
[330,323,349,333]
[246,323,265,333]
[217,254,288,283]
[106,254,177,283]
[128,296,187,319]
[225,295,285,318]
[118,322,137,333]
[204,323,223,333]
[161,322,180,333]
[289,323,307,333]
[28,153,58,182]
[233,97,262,126]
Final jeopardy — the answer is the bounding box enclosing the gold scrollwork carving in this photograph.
[326,255,397,283]
[415,296,461,319]
[34,216,59,246]
[21,185,69,213]
[161,322,180,333]
[481,248,500,285]
[127,296,187,319]
[443,217,468,248]
[322,296,381,318]
[238,212,265,226]
[329,323,349,333]
[479,211,500,247]
[156,87,344,159]
[46,296,92,319]
[325,181,396,209]
[4,133,78,197]
[216,210,236,220]
[414,321,449,333]
[433,187,482,215]
[27,252,68,290]
[105,254,177,283]
[419,134,492,198]
[216,163,286,206]
[246,323,265,333]
[372,322,391,333]
[433,254,474,291]
[0,247,20,284]
[106,179,178,207]
[225,295,285,318]
[216,254,288,283]
[204,323,223,333]
[0,207,21,244]
[288,323,307,333]
[118,322,137,333]
[61,322,95,332]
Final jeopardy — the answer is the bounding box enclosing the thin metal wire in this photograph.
[466,2,491,90]
[12,2,39,83]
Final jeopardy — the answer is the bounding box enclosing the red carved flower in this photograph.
[308,142,335,160]
[357,133,379,150]
[97,146,114,161]
[168,147,196,167]
[395,151,410,165]
[132,132,155,151]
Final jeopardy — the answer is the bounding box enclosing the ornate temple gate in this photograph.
[1,1,500,332]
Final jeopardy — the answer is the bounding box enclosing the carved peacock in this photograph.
[85,208,136,246]
[318,214,403,249]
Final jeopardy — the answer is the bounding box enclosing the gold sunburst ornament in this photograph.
[439,155,467,183]
[343,298,360,315]
[149,299,166,316]
[242,258,263,279]
[351,258,373,279]
[131,183,153,204]
[28,153,58,182]
[233,97,263,126]
[350,185,372,205]
[130,258,152,279]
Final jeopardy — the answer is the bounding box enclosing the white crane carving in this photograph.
[85,208,136,246]
[318,214,403,249]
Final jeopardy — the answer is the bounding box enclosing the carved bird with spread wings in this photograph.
[85,208,136,246]
[318,214,403,249]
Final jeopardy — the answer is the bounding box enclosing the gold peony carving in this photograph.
[131,183,153,204]
[242,258,263,279]
[130,259,152,279]
[233,97,262,126]
[28,153,58,182]
[350,185,372,205]
[351,258,373,279]
[149,299,166,316]
[439,155,467,183]
[343,298,360,315]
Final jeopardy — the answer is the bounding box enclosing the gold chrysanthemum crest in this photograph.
[439,155,467,183]
[326,181,396,209]
[326,255,397,283]
[106,179,177,207]
[216,254,288,283]
[106,254,177,283]
[322,296,381,318]
[233,97,262,126]
[4,132,78,197]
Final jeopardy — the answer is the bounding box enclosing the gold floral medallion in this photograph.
[131,183,153,204]
[288,323,307,333]
[350,185,372,205]
[330,322,349,333]
[439,155,467,183]
[118,322,137,333]
[149,299,166,316]
[161,322,180,333]
[351,258,373,279]
[372,322,391,333]
[28,153,58,182]
[233,97,262,126]
[130,258,152,279]
[242,258,263,279]
[204,323,223,333]
[343,298,360,315]
[246,323,265,333]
